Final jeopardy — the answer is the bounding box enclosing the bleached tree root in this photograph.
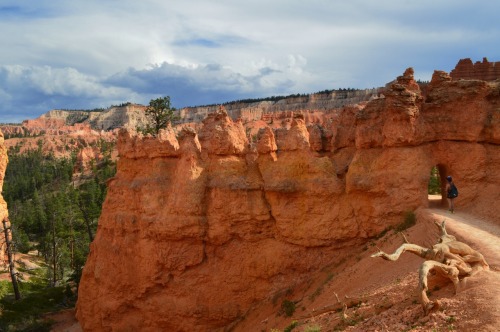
[419,260,459,315]
[371,219,488,315]
[371,243,430,261]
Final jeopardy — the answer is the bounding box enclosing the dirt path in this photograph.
[46,309,81,332]
[428,208,500,270]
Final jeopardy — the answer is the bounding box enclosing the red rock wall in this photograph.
[0,131,9,268]
[450,57,500,81]
[76,69,500,331]
[0,131,8,220]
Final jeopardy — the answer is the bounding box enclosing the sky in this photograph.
[0,0,499,123]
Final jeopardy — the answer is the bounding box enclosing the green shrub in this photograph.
[303,324,321,332]
[0,280,13,298]
[0,267,72,331]
[281,300,296,317]
[284,320,299,332]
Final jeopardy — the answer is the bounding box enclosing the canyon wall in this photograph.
[76,68,500,331]
[0,104,148,137]
[27,104,148,132]
[1,90,380,137]
[178,88,381,123]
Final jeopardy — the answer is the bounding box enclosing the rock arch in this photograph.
[76,68,500,331]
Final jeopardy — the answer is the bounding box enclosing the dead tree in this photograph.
[2,217,21,300]
[371,220,488,315]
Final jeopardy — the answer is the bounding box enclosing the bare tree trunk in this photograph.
[3,217,21,300]
[85,218,94,243]
[51,213,57,287]
[79,206,94,242]
[68,215,75,270]
[70,238,75,270]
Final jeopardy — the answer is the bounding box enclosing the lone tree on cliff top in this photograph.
[140,96,179,135]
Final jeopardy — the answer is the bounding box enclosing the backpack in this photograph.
[449,184,458,198]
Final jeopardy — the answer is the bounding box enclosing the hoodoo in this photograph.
[450,57,500,81]
[0,131,9,267]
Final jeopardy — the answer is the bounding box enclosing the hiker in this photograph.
[445,176,458,213]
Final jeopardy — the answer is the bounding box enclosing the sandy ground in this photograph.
[45,309,82,332]
[37,200,500,331]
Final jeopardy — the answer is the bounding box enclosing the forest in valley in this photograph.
[0,139,116,331]
[0,96,180,330]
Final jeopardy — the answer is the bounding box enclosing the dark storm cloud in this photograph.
[104,61,295,108]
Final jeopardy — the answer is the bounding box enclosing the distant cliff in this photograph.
[26,104,148,132]
[2,90,383,137]
[178,88,382,123]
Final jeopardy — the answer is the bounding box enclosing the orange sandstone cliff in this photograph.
[0,130,9,268]
[76,68,500,331]
[0,130,8,220]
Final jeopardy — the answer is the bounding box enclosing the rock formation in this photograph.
[178,88,381,123]
[76,65,500,331]
[73,144,116,177]
[0,104,148,138]
[3,119,118,163]
[450,57,500,81]
[1,90,381,138]
[0,130,9,268]
[0,131,8,220]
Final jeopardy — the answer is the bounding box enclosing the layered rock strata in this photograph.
[2,90,381,137]
[178,88,382,123]
[77,68,500,331]
[0,104,148,137]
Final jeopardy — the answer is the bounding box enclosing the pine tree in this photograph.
[139,96,179,135]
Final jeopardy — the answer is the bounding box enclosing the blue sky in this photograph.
[0,0,499,123]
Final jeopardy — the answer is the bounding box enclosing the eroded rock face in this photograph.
[0,104,148,140]
[178,89,382,123]
[0,131,9,267]
[0,131,8,219]
[76,68,500,331]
